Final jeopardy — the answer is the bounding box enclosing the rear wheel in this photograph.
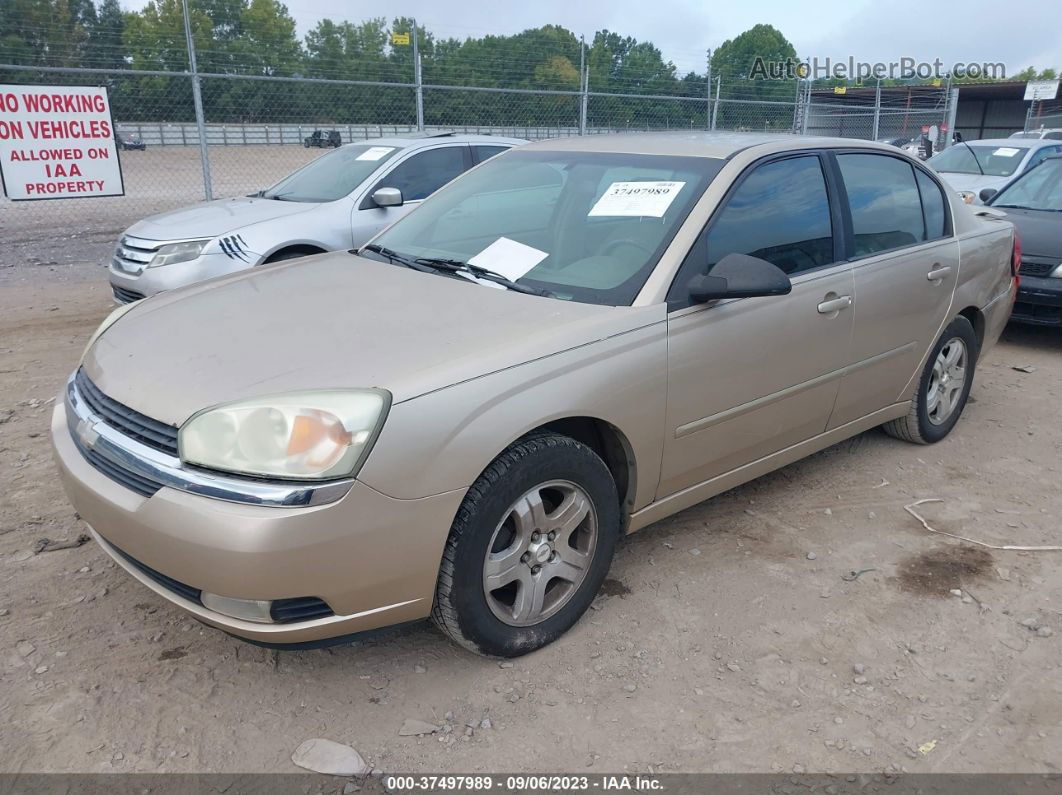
[883,316,978,444]
[432,433,620,657]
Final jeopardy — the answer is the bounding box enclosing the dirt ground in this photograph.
[1,254,1061,776]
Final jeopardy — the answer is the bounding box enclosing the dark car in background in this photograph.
[304,129,342,148]
[988,155,1062,326]
[115,131,146,151]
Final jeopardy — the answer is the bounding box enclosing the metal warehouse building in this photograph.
[806,82,1044,144]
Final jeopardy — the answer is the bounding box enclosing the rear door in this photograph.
[658,153,855,498]
[827,152,959,428]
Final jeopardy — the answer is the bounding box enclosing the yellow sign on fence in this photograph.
[391,32,410,46]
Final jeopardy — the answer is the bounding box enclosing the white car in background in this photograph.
[1009,128,1062,140]
[927,137,1062,203]
[108,133,525,303]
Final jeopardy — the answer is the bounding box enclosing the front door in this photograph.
[351,144,472,246]
[658,153,854,498]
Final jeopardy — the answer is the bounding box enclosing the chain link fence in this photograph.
[2,62,958,250]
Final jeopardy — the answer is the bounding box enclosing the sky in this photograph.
[270,0,1061,79]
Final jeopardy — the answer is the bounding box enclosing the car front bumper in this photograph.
[51,395,465,645]
[108,252,251,303]
[1013,275,1062,326]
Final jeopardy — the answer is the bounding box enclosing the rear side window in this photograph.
[915,169,947,240]
[838,154,924,256]
[472,145,509,164]
[703,155,834,276]
[368,146,468,204]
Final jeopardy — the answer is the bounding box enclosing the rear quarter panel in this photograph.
[953,212,1016,353]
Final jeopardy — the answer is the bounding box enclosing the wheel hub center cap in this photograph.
[529,540,553,565]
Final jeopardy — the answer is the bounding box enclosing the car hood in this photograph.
[83,252,657,426]
[996,207,1062,259]
[126,196,324,240]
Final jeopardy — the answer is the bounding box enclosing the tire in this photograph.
[432,432,620,657]
[883,316,978,444]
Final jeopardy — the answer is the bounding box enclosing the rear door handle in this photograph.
[817,295,852,314]
[927,265,953,281]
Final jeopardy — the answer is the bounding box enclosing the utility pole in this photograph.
[412,18,424,131]
[872,79,881,140]
[705,49,712,131]
[181,0,212,200]
[711,75,721,130]
[579,36,589,135]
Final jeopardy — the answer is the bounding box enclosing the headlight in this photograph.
[82,302,137,361]
[149,239,209,267]
[179,390,390,480]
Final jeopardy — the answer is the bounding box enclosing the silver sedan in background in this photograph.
[107,133,525,303]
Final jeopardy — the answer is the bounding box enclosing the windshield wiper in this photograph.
[360,244,439,273]
[413,257,553,297]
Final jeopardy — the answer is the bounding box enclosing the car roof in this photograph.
[521,131,905,159]
[960,138,1059,148]
[339,133,527,151]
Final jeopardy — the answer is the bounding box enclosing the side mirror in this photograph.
[688,253,793,303]
[979,187,997,203]
[372,187,403,208]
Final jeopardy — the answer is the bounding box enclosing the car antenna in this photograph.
[961,141,985,176]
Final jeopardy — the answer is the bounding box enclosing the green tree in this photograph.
[710,23,798,129]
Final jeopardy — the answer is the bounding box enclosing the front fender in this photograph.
[356,315,668,513]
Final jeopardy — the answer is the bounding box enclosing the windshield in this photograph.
[262,144,400,202]
[991,158,1062,211]
[365,150,724,306]
[928,144,1029,177]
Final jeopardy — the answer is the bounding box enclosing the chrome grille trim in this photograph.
[65,374,354,507]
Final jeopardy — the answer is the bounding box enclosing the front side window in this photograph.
[262,144,400,203]
[838,153,925,257]
[703,155,834,276]
[366,150,724,306]
[371,146,468,203]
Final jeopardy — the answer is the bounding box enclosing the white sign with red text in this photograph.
[0,84,124,201]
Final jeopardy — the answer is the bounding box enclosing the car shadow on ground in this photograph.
[999,321,1062,351]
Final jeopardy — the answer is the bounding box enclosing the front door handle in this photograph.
[817,295,852,314]
[927,265,953,281]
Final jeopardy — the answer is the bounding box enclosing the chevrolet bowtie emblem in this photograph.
[76,418,100,450]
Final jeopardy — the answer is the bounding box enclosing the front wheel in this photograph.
[432,433,620,657]
[883,316,978,444]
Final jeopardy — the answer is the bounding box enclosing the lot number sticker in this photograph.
[589,180,686,217]
[356,146,395,161]
[0,84,124,200]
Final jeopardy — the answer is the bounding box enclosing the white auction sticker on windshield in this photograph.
[992,147,1020,157]
[356,146,395,161]
[468,237,549,281]
[588,180,686,217]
